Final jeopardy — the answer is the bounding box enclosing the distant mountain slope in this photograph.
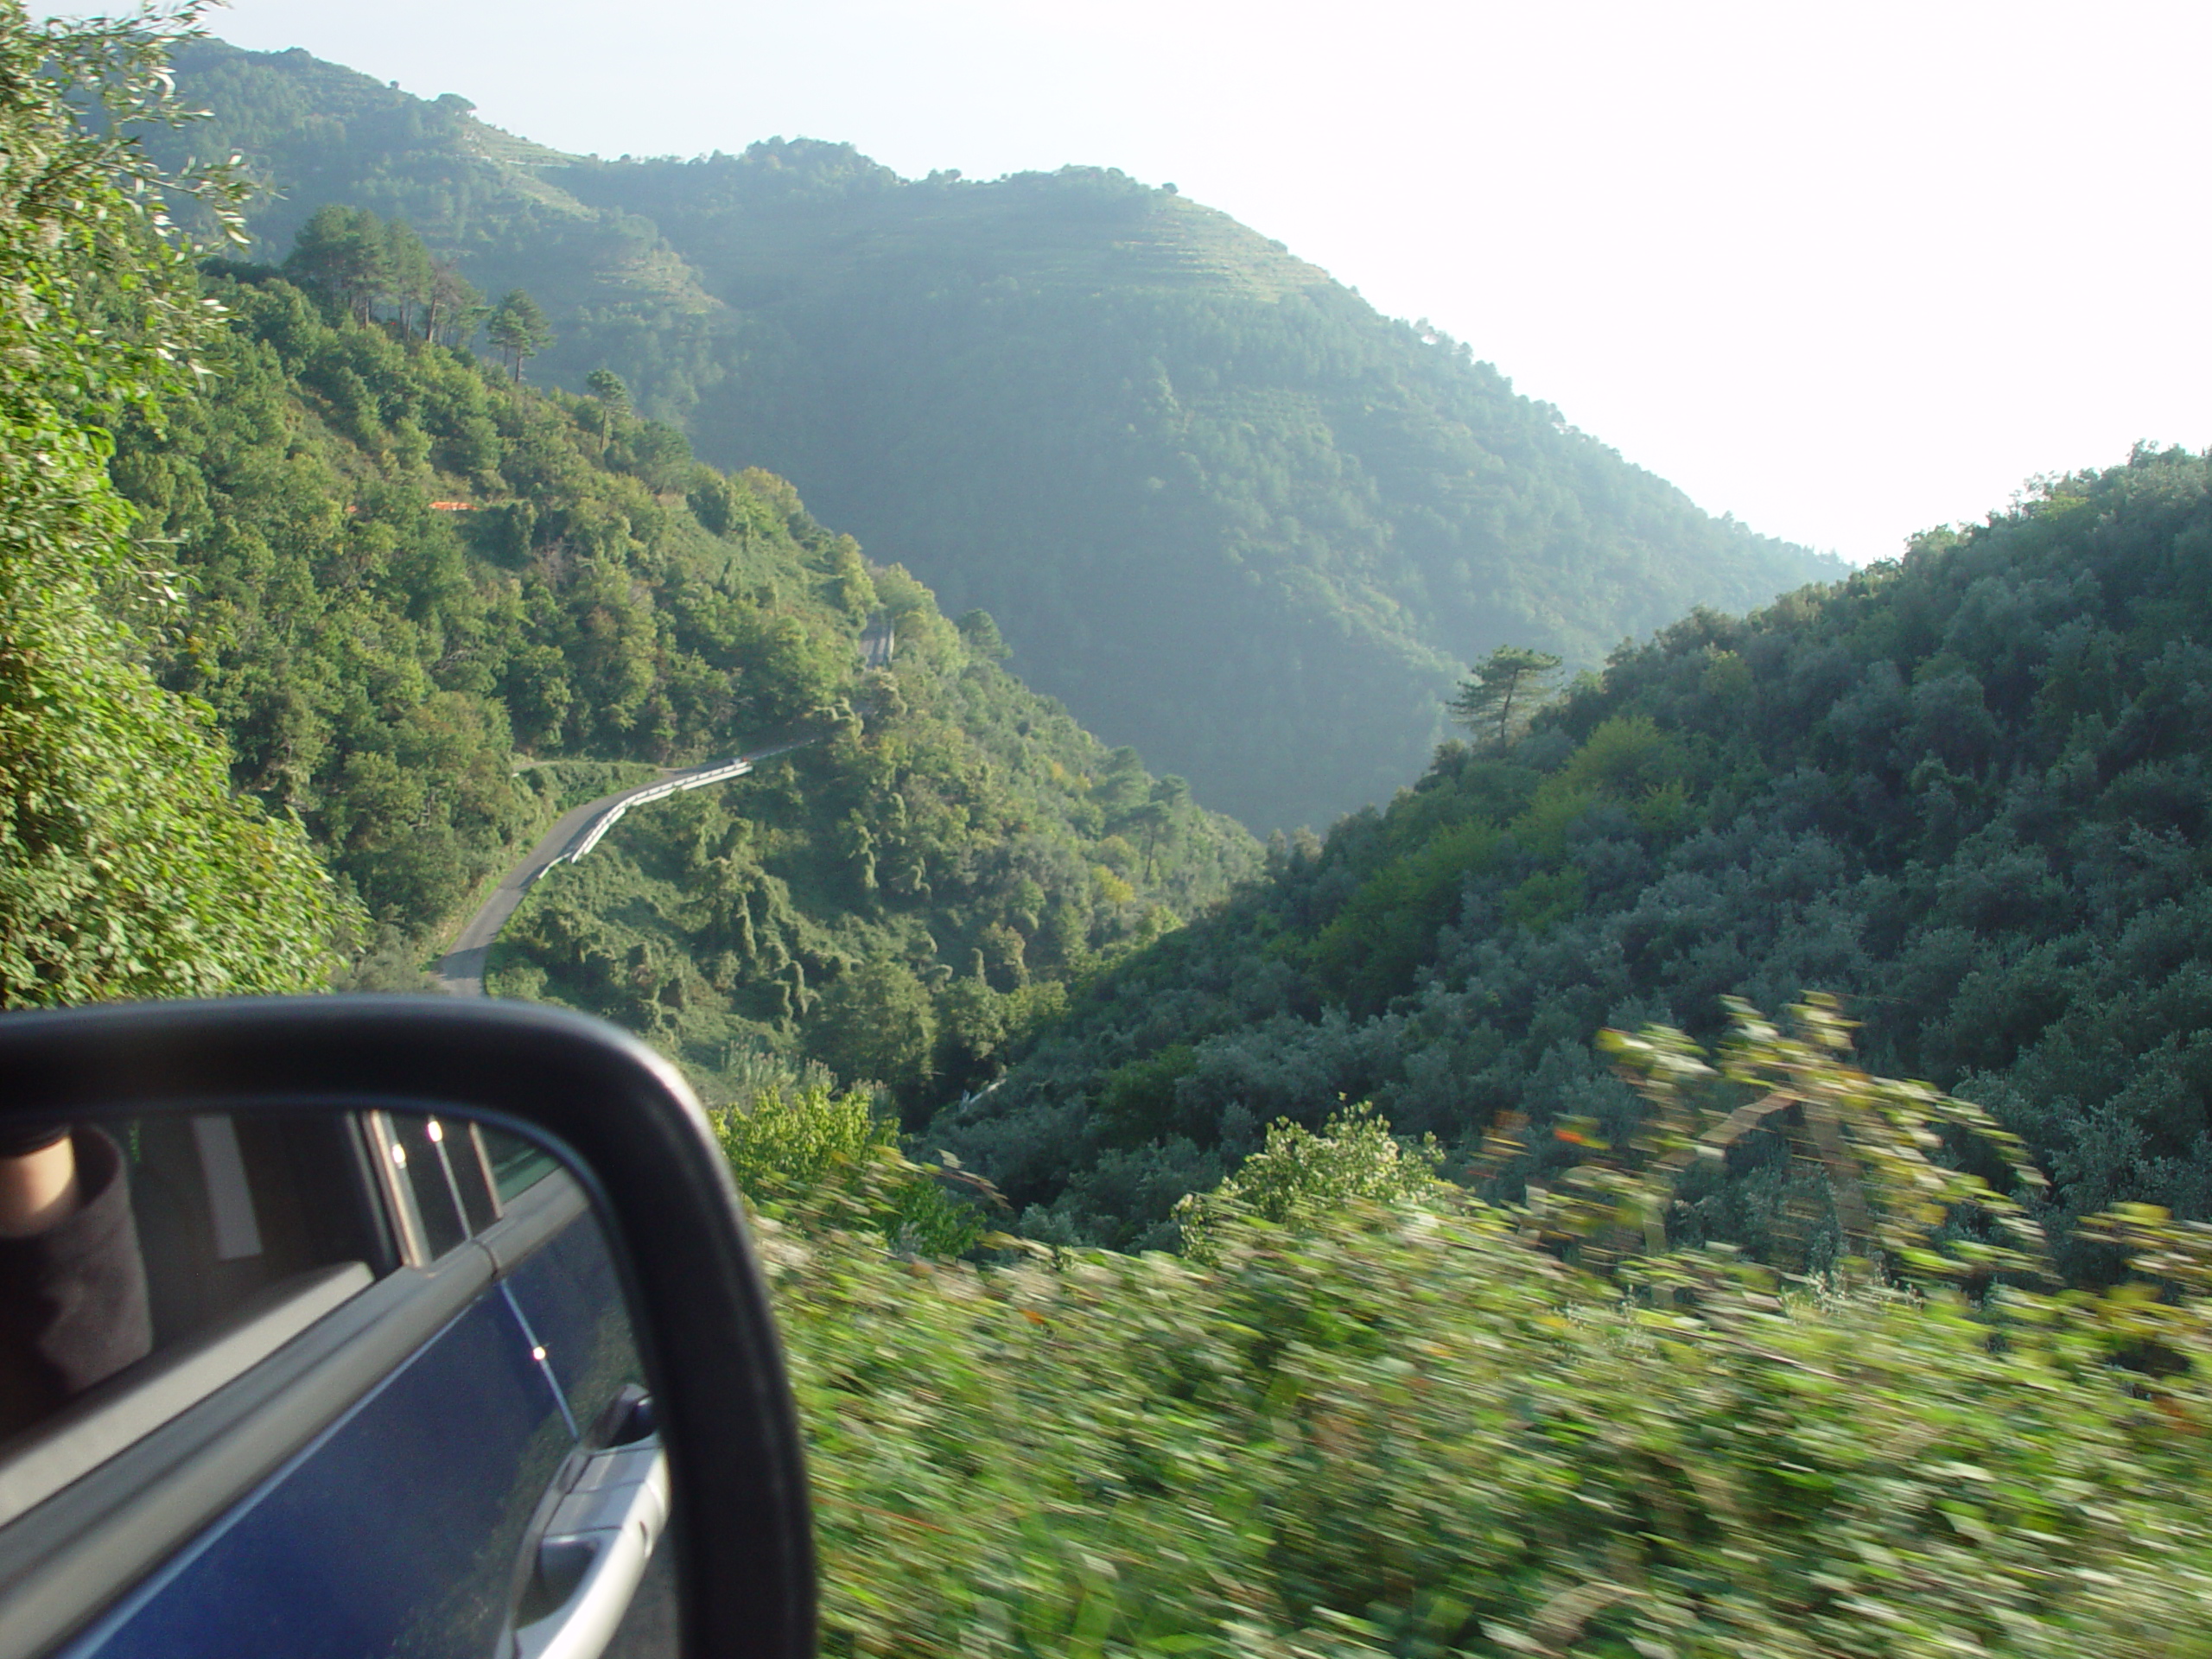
[932,446,2212,1272]
[163,40,1841,830]
[114,239,1255,1099]
[150,41,734,407]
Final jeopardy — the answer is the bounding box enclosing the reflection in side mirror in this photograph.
[0,999,813,1659]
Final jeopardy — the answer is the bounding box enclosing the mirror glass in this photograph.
[0,1106,676,1659]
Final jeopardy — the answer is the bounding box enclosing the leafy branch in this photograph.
[1573,994,2051,1285]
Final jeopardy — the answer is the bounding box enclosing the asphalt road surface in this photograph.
[433,738,811,995]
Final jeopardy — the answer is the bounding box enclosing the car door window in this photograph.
[480,1127,562,1205]
[0,1114,391,1521]
[366,1112,504,1263]
[0,1108,668,1659]
[125,1113,391,1349]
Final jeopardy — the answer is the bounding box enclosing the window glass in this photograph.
[0,1112,388,1510]
[1,1108,568,1521]
[480,1127,560,1204]
[366,1114,504,1260]
[124,1113,388,1347]
[368,1114,463,1261]
[449,1122,503,1235]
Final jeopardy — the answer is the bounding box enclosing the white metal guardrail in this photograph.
[564,756,755,864]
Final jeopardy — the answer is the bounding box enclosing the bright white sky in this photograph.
[135,2,2212,560]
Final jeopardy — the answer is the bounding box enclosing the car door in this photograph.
[0,1108,670,1659]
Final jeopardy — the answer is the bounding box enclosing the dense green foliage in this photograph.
[710,1058,989,1256]
[0,4,341,1003]
[1173,1103,1443,1262]
[938,448,2212,1266]
[485,573,1258,1110]
[752,1006,2212,1657]
[153,41,1841,830]
[112,238,865,940]
[111,205,1253,1063]
[67,24,2212,1652]
[568,145,1842,830]
[1448,645,1565,746]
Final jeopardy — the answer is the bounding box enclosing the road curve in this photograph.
[434,739,810,996]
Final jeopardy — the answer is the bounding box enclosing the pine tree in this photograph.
[1447,645,1563,745]
[585,366,629,448]
[486,288,553,383]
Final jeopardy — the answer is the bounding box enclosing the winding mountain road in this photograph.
[433,738,812,995]
[435,621,888,995]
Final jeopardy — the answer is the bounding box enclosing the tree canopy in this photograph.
[1447,645,1564,745]
[486,289,553,382]
[0,3,343,1003]
[110,209,1255,1072]
[54,22,2212,1655]
[932,447,2212,1265]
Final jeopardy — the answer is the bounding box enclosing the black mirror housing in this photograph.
[0,995,814,1659]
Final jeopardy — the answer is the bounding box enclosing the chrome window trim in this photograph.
[364,1109,434,1267]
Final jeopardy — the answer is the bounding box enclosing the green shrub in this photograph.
[761,1004,2212,1657]
[714,1072,988,1257]
[1174,1101,1443,1261]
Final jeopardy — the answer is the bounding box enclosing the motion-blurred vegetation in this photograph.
[710,1057,990,1258]
[29,15,2212,1650]
[735,1000,2212,1657]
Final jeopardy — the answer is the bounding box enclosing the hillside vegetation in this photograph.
[111,216,1254,1090]
[0,8,339,1007]
[27,18,2212,1655]
[741,1004,2212,1659]
[156,40,1840,830]
[935,447,2212,1267]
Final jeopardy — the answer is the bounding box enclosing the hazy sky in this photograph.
[144,2,2212,561]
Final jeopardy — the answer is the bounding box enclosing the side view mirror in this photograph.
[0,996,814,1659]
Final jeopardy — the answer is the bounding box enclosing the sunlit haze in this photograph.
[112,0,2212,561]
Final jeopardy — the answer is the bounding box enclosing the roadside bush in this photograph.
[715,1070,988,1257]
[1174,1101,1442,1261]
[753,1002,2212,1657]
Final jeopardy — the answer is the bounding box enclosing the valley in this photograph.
[5,10,2212,1653]
[100,17,2212,1333]
[149,39,1842,831]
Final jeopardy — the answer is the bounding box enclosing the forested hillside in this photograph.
[154,40,1840,830]
[0,8,340,1007]
[935,447,2212,1269]
[111,215,1255,1093]
[28,20,2212,1654]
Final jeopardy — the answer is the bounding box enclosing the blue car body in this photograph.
[2,1113,668,1659]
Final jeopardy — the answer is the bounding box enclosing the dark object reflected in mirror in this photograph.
[0,997,813,1659]
[0,1122,152,1444]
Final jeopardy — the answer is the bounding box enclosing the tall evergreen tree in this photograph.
[1447,645,1564,745]
[585,366,629,448]
[486,288,553,383]
[283,202,388,323]
[424,257,480,347]
[382,216,435,337]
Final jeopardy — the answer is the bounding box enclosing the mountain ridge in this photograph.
[927,443,2212,1266]
[110,235,1259,1103]
[160,37,1844,829]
